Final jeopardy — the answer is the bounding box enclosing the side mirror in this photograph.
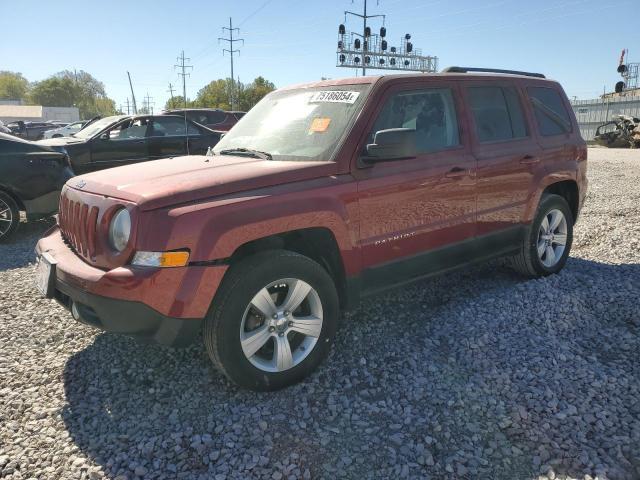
[364,128,417,163]
[99,132,110,140]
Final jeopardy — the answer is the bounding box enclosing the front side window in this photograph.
[109,118,150,140]
[527,87,572,136]
[213,85,370,162]
[369,88,460,154]
[468,86,528,143]
[207,111,227,125]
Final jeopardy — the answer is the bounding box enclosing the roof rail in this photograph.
[441,66,546,79]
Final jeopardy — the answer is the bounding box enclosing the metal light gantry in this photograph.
[336,0,438,75]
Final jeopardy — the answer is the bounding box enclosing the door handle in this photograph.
[444,166,467,178]
[520,155,540,164]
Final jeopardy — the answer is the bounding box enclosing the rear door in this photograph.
[462,81,544,239]
[353,81,477,292]
[525,85,577,175]
[148,116,188,159]
[89,118,150,170]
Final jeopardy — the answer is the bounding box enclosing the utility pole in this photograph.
[174,51,193,108]
[127,71,138,114]
[143,92,155,115]
[167,82,176,106]
[219,17,244,110]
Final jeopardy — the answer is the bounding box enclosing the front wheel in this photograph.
[511,194,574,277]
[0,192,20,242]
[203,250,339,391]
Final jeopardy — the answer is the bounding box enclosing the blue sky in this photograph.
[0,0,633,110]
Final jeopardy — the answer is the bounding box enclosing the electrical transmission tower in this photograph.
[219,17,244,110]
[167,82,176,106]
[337,0,438,74]
[174,51,193,108]
[124,98,131,115]
[143,92,155,114]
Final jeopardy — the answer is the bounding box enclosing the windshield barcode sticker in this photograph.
[309,91,360,104]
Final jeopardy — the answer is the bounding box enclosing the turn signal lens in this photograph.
[131,251,189,268]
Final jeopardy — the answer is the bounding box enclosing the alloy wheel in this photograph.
[537,208,568,268]
[0,198,13,237]
[240,278,323,373]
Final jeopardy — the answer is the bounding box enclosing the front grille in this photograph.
[59,193,100,261]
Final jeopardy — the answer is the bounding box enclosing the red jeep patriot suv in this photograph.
[35,67,588,391]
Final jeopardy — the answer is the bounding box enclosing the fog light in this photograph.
[131,251,189,268]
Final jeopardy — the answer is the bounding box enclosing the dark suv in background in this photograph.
[163,108,245,131]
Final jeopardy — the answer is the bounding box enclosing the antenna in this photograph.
[336,0,438,74]
[219,17,244,110]
[127,71,138,114]
[174,50,193,108]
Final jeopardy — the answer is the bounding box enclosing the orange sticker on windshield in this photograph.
[309,117,331,133]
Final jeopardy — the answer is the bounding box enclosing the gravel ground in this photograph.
[1,148,639,480]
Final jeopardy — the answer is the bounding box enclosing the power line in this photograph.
[219,17,244,110]
[174,51,193,108]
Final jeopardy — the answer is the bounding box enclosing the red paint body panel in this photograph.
[36,72,588,324]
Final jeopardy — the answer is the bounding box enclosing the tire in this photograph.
[203,250,339,391]
[0,191,20,242]
[511,194,574,277]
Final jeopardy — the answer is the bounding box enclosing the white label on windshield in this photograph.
[309,91,360,104]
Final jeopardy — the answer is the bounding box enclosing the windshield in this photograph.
[73,116,124,139]
[213,84,370,161]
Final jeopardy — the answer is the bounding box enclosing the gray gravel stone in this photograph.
[1,148,640,479]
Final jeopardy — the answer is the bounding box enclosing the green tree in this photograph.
[28,76,77,107]
[194,79,234,110]
[239,76,275,111]
[165,95,189,110]
[0,71,29,100]
[28,70,116,118]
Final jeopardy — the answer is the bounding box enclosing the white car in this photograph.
[42,120,85,139]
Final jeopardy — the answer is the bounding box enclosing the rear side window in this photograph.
[527,87,572,136]
[370,88,460,154]
[207,111,227,125]
[468,86,528,143]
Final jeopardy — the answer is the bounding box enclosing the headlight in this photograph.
[108,208,131,252]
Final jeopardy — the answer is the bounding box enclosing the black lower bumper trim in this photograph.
[54,280,201,347]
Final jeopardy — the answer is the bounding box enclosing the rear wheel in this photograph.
[0,192,20,242]
[511,194,573,277]
[203,250,339,391]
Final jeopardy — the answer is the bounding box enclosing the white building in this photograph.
[0,105,80,123]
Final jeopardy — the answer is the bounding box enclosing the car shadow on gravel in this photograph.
[0,217,55,270]
[60,258,640,479]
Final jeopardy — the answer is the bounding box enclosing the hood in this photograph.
[37,137,86,147]
[68,155,337,211]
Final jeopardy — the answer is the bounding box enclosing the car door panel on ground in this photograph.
[462,81,545,237]
[89,118,150,171]
[353,82,477,292]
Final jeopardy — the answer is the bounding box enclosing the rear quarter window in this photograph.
[527,86,572,136]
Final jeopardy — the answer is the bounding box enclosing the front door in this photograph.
[89,118,150,171]
[353,83,477,293]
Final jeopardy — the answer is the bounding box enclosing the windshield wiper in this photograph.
[218,148,272,160]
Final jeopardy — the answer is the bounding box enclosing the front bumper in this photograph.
[35,226,228,346]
